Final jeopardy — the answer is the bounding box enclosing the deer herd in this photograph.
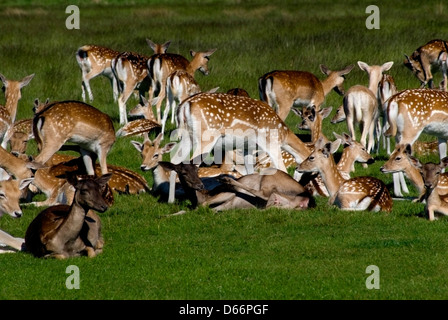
[0,38,448,258]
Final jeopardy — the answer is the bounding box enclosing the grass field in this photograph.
[1,0,448,302]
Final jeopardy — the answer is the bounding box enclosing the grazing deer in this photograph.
[330,104,345,124]
[24,174,112,259]
[32,100,116,176]
[0,73,34,148]
[4,118,33,159]
[404,39,448,90]
[111,40,171,125]
[258,64,354,121]
[411,157,448,220]
[0,178,34,253]
[296,137,392,212]
[385,88,448,196]
[76,45,121,102]
[148,48,217,123]
[343,61,394,153]
[175,92,311,175]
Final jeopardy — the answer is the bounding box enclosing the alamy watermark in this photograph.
[66,5,80,30]
[66,265,80,289]
[366,5,380,30]
[365,265,380,289]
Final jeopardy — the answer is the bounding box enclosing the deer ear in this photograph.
[19,74,34,88]
[319,64,330,76]
[96,173,113,187]
[159,161,177,172]
[381,61,394,72]
[441,157,448,169]
[131,141,144,152]
[404,144,413,155]
[357,61,370,72]
[320,106,332,119]
[409,156,421,169]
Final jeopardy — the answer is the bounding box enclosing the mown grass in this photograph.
[0,0,448,301]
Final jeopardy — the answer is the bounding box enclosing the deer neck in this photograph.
[336,147,356,175]
[57,193,90,241]
[319,156,345,197]
[4,91,19,122]
[403,161,425,194]
[320,76,336,96]
[152,165,170,190]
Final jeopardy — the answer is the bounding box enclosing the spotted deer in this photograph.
[76,45,121,102]
[385,88,448,197]
[380,144,448,202]
[148,48,217,123]
[174,92,311,176]
[292,105,333,145]
[0,73,34,148]
[24,174,112,259]
[296,137,392,212]
[404,39,448,90]
[411,156,448,220]
[32,101,116,176]
[343,61,394,154]
[258,64,354,121]
[111,40,171,125]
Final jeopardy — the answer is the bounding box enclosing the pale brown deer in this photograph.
[76,44,121,102]
[343,61,394,154]
[296,137,392,212]
[411,156,448,221]
[377,73,398,155]
[404,39,448,90]
[148,48,217,123]
[24,173,112,259]
[32,100,116,176]
[174,92,311,176]
[258,64,354,121]
[0,178,34,253]
[292,105,333,145]
[385,88,448,197]
[0,73,34,148]
[112,40,171,125]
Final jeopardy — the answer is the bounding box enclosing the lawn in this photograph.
[0,0,448,302]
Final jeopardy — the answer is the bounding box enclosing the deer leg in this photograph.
[118,82,136,125]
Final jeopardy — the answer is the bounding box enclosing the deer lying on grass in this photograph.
[296,137,392,212]
[0,73,34,149]
[175,92,311,175]
[148,48,217,123]
[412,157,448,221]
[343,61,394,153]
[0,178,35,253]
[160,160,314,212]
[258,64,353,121]
[23,173,112,259]
[32,100,116,176]
[404,39,448,90]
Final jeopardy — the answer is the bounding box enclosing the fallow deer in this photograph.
[76,44,121,102]
[24,173,112,259]
[404,39,448,90]
[292,105,333,145]
[385,88,448,196]
[32,100,116,176]
[258,64,354,121]
[0,178,34,253]
[174,92,311,175]
[296,137,393,212]
[111,39,171,125]
[411,157,448,221]
[343,61,394,154]
[0,73,34,148]
[148,48,217,123]
[377,73,398,155]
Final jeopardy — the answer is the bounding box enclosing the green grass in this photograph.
[1,0,448,300]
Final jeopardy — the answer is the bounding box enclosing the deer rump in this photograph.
[205,169,315,211]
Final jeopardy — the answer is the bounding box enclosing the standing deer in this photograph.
[174,92,311,175]
[404,39,448,90]
[111,40,171,125]
[148,48,217,123]
[0,73,34,148]
[76,45,121,102]
[296,137,392,212]
[32,100,116,176]
[24,173,112,259]
[385,88,448,197]
[343,61,394,153]
[377,73,398,154]
[292,105,333,144]
[258,64,354,121]
[411,157,448,221]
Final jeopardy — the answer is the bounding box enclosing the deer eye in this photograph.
[153,153,159,159]
[395,156,401,161]
[0,192,5,199]
[308,156,315,162]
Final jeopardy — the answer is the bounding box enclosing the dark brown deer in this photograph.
[24,173,112,259]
